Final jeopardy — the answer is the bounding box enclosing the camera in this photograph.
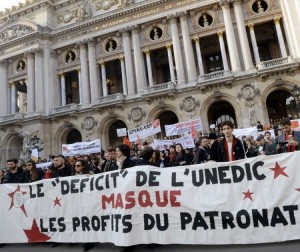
[278,141,288,146]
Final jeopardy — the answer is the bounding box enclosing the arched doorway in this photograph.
[266,90,293,125]
[109,120,127,147]
[66,129,82,144]
[157,111,179,138]
[207,101,237,128]
[7,135,23,160]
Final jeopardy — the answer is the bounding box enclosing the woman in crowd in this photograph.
[66,156,77,174]
[25,160,44,182]
[73,159,90,175]
[158,150,169,168]
[171,143,192,166]
[115,144,136,169]
[150,149,160,167]
[168,145,176,166]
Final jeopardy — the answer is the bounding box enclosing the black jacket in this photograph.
[121,158,136,169]
[217,136,246,162]
[3,167,28,184]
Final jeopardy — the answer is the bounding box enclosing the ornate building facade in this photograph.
[0,0,299,165]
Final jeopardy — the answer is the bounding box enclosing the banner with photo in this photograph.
[61,139,101,156]
[128,119,161,142]
[1,152,300,245]
[165,119,202,137]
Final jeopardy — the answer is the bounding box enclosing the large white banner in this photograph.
[61,139,101,156]
[2,152,300,245]
[128,119,161,142]
[165,119,202,137]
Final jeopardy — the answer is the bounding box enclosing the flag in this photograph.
[137,135,142,150]
[123,136,131,148]
[191,123,197,139]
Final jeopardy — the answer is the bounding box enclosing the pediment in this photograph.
[0,19,40,43]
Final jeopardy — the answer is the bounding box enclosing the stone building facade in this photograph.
[0,0,299,166]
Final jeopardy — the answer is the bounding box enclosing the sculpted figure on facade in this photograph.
[95,0,117,11]
[0,25,34,42]
[249,107,257,126]
[75,0,93,21]
[237,84,260,101]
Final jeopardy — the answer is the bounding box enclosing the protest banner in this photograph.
[152,135,195,150]
[61,139,101,156]
[36,162,52,169]
[2,152,300,245]
[117,128,127,137]
[128,119,161,142]
[165,119,202,137]
[233,127,258,138]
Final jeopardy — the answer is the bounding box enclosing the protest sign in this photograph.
[165,119,202,137]
[128,119,161,142]
[2,153,300,245]
[61,139,101,156]
[117,128,127,137]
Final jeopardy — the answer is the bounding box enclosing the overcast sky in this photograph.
[0,0,27,11]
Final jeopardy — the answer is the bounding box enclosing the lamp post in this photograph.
[291,85,300,118]
[30,135,44,153]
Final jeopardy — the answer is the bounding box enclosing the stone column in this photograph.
[144,49,154,87]
[100,61,108,96]
[59,73,66,106]
[34,49,44,112]
[78,41,91,104]
[119,55,128,95]
[26,51,35,113]
[232,0,253,70]
[166,43,176,83]
[193,37,205,76]
[248,23,260,65]
[77,68,83,103]
[88,39,100,102]
[220,1,241,71]
[179,12,197,82]
[43,45,54,116]
[218,31,229,72]
[10,82,16,114]
[121,29,135,95]
[132,26,147,93]
[0,60,8,116]
[168,15,185,84]
[274,18,288,58]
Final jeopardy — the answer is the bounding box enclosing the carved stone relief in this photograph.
[0,24,35,43]
[74,0,93,22]
[180,96,200,113]
[94,0,117,11]
[81,116,98,130]
[128,107,146,122]
[237,84,260,101]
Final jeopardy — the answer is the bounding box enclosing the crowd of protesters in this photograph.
[1,117,299,186]
[0,117,299,251]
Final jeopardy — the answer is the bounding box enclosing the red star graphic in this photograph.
[295,188,300,192]
[23,219,51,243]
[270,162,288,179]
[53,197,61,207]
[8,185,27,217]
[243,189,254,201]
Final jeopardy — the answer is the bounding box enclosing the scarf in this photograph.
[116,155,127,169]
[224,137,236,161]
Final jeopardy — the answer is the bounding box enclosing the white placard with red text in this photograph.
[61,139,101,156]
[165,119,202,137]
[128,119,161,142]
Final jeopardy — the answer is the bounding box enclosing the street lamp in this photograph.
[291,85,300,118]
[30,135,44,153]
